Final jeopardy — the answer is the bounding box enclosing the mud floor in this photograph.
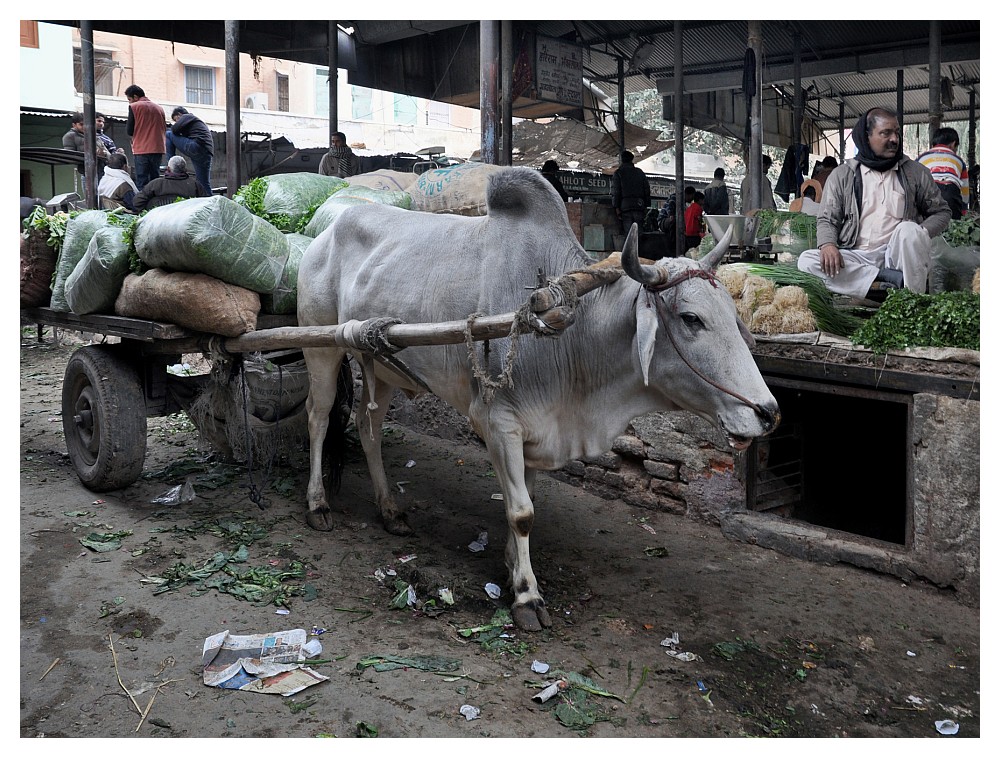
[18,332,982,743]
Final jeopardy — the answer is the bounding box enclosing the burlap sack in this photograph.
[20,230,58,308]
[347,169,419,193]
[408,162,506,216]
[114,269,260,336]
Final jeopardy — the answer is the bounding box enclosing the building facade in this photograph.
[20,21,482,199]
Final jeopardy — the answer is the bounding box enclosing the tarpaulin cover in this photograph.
[134,195,290,293]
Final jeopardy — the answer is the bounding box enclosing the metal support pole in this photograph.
[928,20,942,138]
[328,21,339,136]
[793,32,803,146]
[479,21,500,165]
[968,88,977,211]
[618,57,626,153]
[839,100,846,160]
[501,21,513,165]
[224,21,241,197]
[748,21,763,213]
[80,21,97,208]
[673,21,684,256]
[897,69,905,129]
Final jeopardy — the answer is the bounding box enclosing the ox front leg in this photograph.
[488,435,551,631]
[302,347,345,531]
[357,373,412,536]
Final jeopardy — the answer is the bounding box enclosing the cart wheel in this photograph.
[62,345,147,491]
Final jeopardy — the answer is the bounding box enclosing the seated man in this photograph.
[97,153,138,211]
[797,107,950,298]
[788,179,823,216]
[133,156,210,211]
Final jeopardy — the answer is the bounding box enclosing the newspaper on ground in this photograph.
[202,628,329,696]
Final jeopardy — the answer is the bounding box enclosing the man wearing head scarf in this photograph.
[318,131,360,178]
[796,107,950,298]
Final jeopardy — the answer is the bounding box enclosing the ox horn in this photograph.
[698,226,735,270]
[621,223,669,287]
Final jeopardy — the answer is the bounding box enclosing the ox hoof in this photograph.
[512,602,552,632]
[382,512,413,537]
[306,506,335,532]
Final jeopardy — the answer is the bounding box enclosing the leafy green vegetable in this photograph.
[942,213,980,247]
[850,289,980,353]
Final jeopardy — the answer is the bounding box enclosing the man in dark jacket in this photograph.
[611,151,650,234]
[702,168,731,215]
[132,156,209,211]
[166,107,214,194]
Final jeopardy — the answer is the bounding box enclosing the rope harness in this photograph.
[465,271,584,404]
[642,267,771,419]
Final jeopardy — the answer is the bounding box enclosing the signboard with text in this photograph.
[535,36,583,108]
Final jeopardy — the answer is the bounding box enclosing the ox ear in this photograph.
[698,226,735,270]
[736,312,756,348]
[636,293,658,386]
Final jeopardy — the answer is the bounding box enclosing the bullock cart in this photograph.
[19,263,620,493]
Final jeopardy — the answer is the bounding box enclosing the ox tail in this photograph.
[322,357,356,495]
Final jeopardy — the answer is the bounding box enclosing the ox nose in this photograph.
[757,402,781,434]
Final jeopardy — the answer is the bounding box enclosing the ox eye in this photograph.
[680,312,702,328]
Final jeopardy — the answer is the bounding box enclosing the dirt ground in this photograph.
[17,331,983,743]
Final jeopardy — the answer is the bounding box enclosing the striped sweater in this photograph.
[916,144,969,208]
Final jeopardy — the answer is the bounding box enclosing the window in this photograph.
[315,67,329,115]
[20,21,38,48]
[276,73,289,112]
[351,86,373,120]
[393,94,417,125]
[73,49,116,96]
[185,66,215,105]
[427,100,450,128]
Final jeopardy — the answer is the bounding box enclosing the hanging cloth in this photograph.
[775,143,810,201]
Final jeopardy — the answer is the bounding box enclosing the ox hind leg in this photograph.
[302,346,347,531]
[356,372,413,536]
[486,433,552,631]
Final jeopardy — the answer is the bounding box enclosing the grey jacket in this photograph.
[816,156,950,249]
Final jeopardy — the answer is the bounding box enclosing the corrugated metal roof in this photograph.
[49,20,980,141]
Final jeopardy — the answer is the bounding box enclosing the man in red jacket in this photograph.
[125,84,166,190]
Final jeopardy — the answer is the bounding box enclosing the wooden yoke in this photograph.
[221,256,635,355]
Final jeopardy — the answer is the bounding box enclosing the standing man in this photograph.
[125,84,166,190]
[797,107,951,298]
[740,154,777,213]
[611,150,650,235]
[702,167,731,215]
[62,112,110,184]
[916,127,969,220]
[318,131,360,178]
[167,106,215,194]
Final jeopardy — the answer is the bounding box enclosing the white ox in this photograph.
[297,167,779,631]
